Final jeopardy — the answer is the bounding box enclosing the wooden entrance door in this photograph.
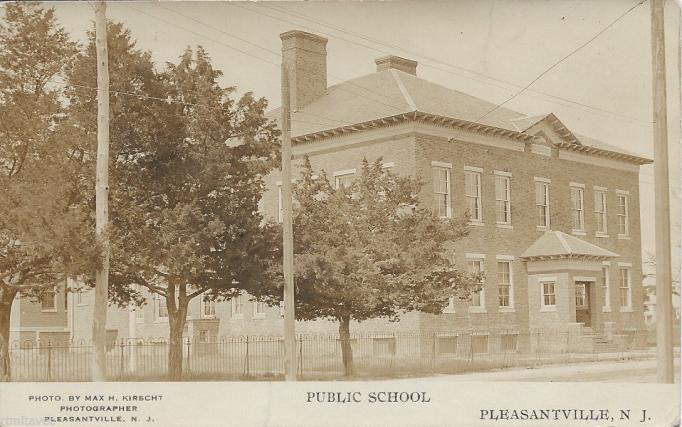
[575,282,591,327]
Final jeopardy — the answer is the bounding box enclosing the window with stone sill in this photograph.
[335,173,355,190]
[541,281,556,309]
[432,166,451,218]
[495,176,511,224]
[497,261,512,308]
[602,266,611,311]
[570,186,585,231]
[619,268,632,309]
[155,294,168,320]
[469,258,484,309]
[594,190,608,234]
[41,288,57,312]
[202,297,215,318]
[617,194,629,237]
[253,300,266,318]
[231,292,244,318]
[465,170,482,222]
[535,181,550,228]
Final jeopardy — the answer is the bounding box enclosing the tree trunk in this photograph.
[167,312,186,381]
[166,284,189,381]
[339,316,353,377]
[0,287,18,382]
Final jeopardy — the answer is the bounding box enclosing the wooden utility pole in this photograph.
[92,0,110,382]
[281,64,297,381]
[651,0,674,384]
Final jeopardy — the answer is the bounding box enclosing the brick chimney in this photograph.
[375,55,418,76]
[280,30,328,111]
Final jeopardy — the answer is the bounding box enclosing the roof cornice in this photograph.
[291,110,534,146]
[290,110,652,165]
[554,141,652,165]
[520,254,616,262]
[532,113,652,165]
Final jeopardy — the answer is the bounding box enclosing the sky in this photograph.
[29,1,682,270]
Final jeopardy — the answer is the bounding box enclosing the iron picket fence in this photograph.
[7,329,655,381]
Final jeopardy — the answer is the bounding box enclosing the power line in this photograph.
[247,2,652,126]
[120,3,411,115]
[474,0,648,123]
[53,76,350,131]
[157,3,281,58]
[108,2,654,141]
[155,2,387,126]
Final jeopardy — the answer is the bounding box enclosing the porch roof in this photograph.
[520,231,619,261]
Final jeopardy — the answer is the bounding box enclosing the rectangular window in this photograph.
[500,334,518,352]
[77,290,87,306]
[41,288,56,312]
[471,335,489,354]
[135,304,144,323]
[575,283,587,307]
[541,281,556,308]
[155,295,168,320]
[535,180,550,228]
[277,184,283,224]
[202,297,215,318]
[231,293,244,318]
[464,170,482,222]
[602,266,611,311]
[497,261,512,307]
[469,258,484,308]
[595,189,608,234]
[199,330,209,343]
[335,172,355,189]
[619,268,631,309]
[373,337,396,355]
[570,186,585,231]
[253,300,266,318]
[432,165,451,218]
[437,336,458,355]
[495,175,511,224]
[617,193,629,237]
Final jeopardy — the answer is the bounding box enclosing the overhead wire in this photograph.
[474,0,648,123]
[245,2,652,126]
[121,3,412,116]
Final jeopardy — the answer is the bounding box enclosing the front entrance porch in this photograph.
[521,231,620,351]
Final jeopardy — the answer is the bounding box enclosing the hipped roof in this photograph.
[520,231,619,261]
[266,68,651,165]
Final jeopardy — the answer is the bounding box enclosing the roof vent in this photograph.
[375,55,418,76]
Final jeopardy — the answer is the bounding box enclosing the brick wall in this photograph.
[14,284,68,329]
[414,129,644,333]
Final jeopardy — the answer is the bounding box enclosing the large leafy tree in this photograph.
[67,27,280,379]
[263,158,480,376]
[0,3,100,381]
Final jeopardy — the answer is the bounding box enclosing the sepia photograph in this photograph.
[0,0,680,426]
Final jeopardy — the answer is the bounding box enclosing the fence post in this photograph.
[47,341,52,382]
[298,336,303,377]
[431,332,436,373]
[119,341,124,380]
[244,336,250,377]
[186,337,191,376]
